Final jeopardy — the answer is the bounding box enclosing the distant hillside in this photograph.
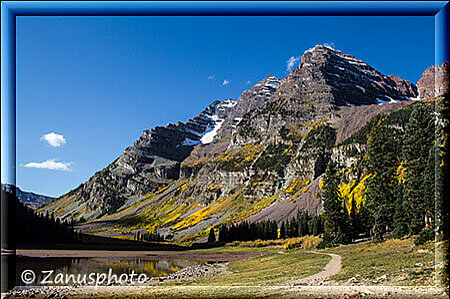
[2,184,56,209]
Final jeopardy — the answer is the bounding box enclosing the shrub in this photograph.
[319,231,350,248]
[284,239,302,250]
[227,239,285,247]
[283,236,322,250]
[316,240,327,249]
[414,228,434,246]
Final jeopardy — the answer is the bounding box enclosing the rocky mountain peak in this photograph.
[300,44,366,66]
[214,75,281,141]
[233,75,281,116]
[417,61,449,100]
[274,45,418,107]
[42,46,434,236]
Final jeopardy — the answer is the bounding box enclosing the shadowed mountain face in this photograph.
[40,46,445,242]
[231,45,418,145]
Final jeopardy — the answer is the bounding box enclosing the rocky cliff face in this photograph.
[275,45,417,106]
[179,75,281,178]
[417,61,449,100]
[216,75,281,139]
[41,45,431,242]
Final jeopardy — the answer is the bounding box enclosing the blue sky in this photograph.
[16,16,434,197]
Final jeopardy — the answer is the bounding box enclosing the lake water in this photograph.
[15,256,198,286]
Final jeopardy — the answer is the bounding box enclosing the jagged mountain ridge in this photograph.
[215,75,281,140]
[41,99,236,221]
[179,75,282,169]
[41,45,440,242]
[280,45,417,106]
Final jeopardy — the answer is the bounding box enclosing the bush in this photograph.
[329,231,350,246]
[316,240,327,249]
[319,231,350,248]
[283,236,322,250]
[414,228,434,246]
[284,239,302,250]
[228,239,285,247]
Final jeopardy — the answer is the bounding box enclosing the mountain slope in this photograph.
[41,45,437,243]
[41,99,236,221]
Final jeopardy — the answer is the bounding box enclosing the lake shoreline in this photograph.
[16,249,260,263]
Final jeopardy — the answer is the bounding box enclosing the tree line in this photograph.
[280,211,324,238]
[209,212,324,243]
[133,231,164,242]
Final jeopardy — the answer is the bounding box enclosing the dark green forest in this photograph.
[217,212,324,243]
[0,189,78,245]
[322,98,445,247]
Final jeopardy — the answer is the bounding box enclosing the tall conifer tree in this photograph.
[322,161,349,243]
[365,121,400,241]
[402,105,434,234]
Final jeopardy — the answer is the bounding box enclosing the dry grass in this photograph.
[175,249,330,286]
[325,238,439,286]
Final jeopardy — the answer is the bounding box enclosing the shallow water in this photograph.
[15,256,197,286]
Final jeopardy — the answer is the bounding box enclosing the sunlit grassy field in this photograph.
[184,250,329,286]
[325,238,439,286]
[70,238,446,298]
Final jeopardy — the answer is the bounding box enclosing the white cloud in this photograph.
[286,56,300,72]
[23,159,71,171]
[40,132,66,147]
[222,79,230,86]
[208,75,215,80]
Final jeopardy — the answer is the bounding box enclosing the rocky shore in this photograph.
[2,286,75,299]
[147,262,230,284]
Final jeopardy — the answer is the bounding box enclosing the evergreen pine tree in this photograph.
[208,228,216,243]
[312,217,319,236]
[348,198,357,241]
[402,104,435,234]
[365,121,400,241]
[280,221,286,239]
[322,161,349,243]
[392,183,409,238]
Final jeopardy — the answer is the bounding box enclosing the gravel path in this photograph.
[289,251,342,285]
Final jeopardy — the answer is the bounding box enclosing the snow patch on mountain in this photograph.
[201,119,224,144]
[376,96,399,105]
[200,99,237,144]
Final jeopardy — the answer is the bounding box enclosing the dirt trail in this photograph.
[290,251,341,285]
